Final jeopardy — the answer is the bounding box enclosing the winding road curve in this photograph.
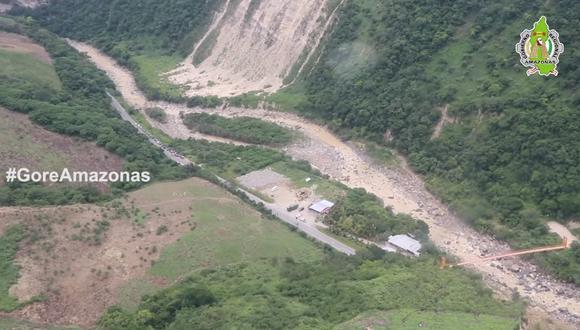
[70,40,579,328]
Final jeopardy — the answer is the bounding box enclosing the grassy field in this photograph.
[149,194,322,280]
[133,54,185,99]
[0,107,123,186]
[0,33,122,184]
[0,49,61,91]
[0,108,68,172]
[117,178,322,309]
[319,227,366,252]
[335,309,519,330]
[0,178,323,324]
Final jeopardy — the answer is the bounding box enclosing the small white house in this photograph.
[309,200,335,214]
[388,234,422,256]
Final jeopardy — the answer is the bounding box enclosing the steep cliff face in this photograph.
[166,0,338,97]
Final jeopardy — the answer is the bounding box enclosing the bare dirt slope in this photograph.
[2,179,229,327]
[70,42,580,328]
[0,31,52,63]
[166,0,336,97]
[0,107,123,188]
[431,104,456,140]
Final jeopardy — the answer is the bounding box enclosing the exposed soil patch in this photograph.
[2,178,225,328]
[0,107,123,190]
[431,104,456,139]
[166,0,334,96]
[547,221,578,243]
[237,168,289,190]
[0,31,52,63]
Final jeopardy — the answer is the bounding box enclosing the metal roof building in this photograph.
[309,200,335,214]
[388,234,422,256]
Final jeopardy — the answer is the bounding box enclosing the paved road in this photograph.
[108,93,356,256]
[108,92,191,165]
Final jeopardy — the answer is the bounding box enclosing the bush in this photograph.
[145,107,167,123]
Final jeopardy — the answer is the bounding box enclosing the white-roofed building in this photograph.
[387,234,422,256]
[309,200,335,214]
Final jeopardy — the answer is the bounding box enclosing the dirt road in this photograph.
[68,40,580,328]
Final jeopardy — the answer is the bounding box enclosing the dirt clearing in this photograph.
[236,167,340,228]
[0,107,123,189]
[0,31,52,63]
[547,221,578,243]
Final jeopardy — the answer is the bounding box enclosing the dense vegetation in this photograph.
[326,188,427,240]
[186,95,223,108]
[170,139,287,179]
[288,0,580,283]
[98,254,522,329]
[0,19,187,205]
[145,107,167,123]
[183,113,294,146]
[0,183,106,206]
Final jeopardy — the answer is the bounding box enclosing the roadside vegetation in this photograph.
[183,113,295,146]
[170,139,286,180]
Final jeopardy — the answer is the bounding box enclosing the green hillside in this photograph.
[293,0,580,283]
[98,256,522,330]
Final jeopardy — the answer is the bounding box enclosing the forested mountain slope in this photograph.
[297,0,580,283]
